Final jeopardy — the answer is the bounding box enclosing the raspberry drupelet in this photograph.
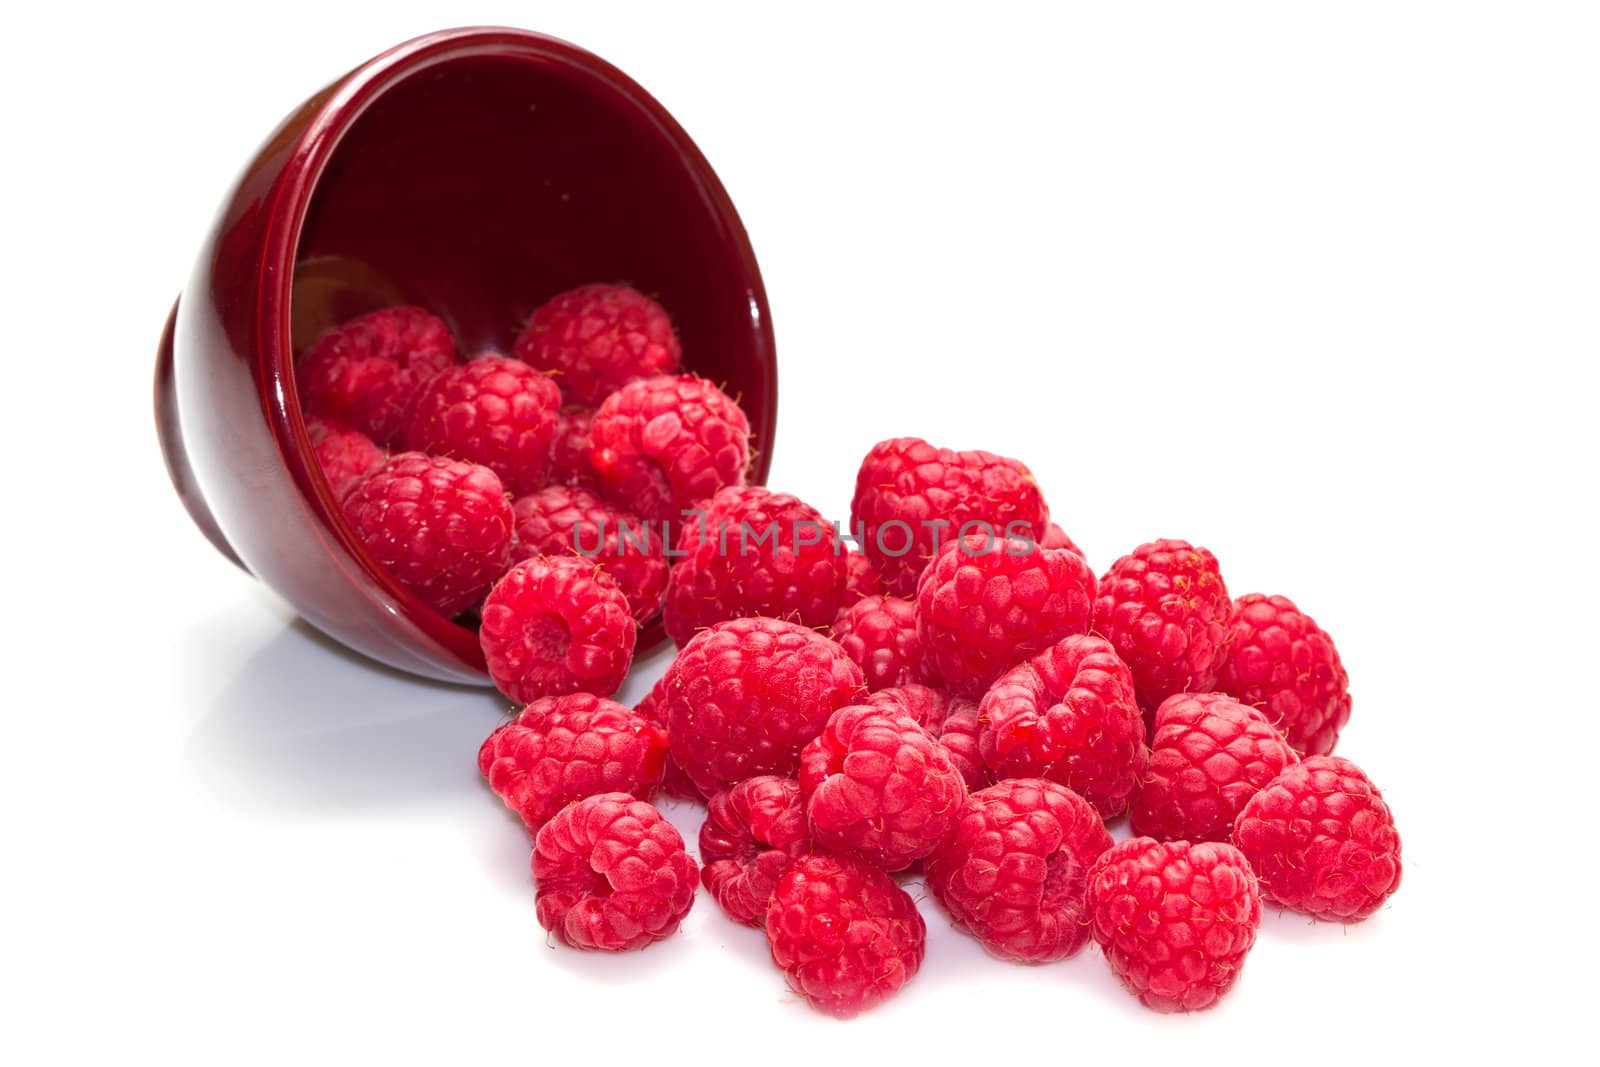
[548,407,600,490]
[664,485,848,644]
[829,594,926,691]
[1217,593,1352,755]
[840,550,884,608]
[304,414,385,501]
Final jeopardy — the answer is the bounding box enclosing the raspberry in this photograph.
[925,778,1112,963]
[400,355,561,496]
[798,703,967,871]
[765,852,925,1017]
[841,550,883,607]
[1092,539,1231,718]
[932,695,988,791]
[479,555,636,703]
[1131,693,1298,842]
[477,694,667,831]
[1217,594,1352,755]
[1041,522,1086,560]
[549,407,599,489]
[297,306,458,445]
[661,617,866,796]
[532,793,697,951]
[662,759,704,801]
[828,594,925,691]
[862,682,951,732]
[915,534,1097,698]
[664,486,847,644]
[1231,756,1401,921]
[510,486,668,623]
[1085,837,1262,1012]
[588,374,751,523]
[670,483,769,553]
[633,675,704,801]
[304,414,385,501]
[341,452,512,616]
[978,634,1148,819]
[851,437,1049,597]
[698,775,809,925]
[856,684,990,790]
[514,283,682,406]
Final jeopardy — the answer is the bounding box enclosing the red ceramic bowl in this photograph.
[154,27,777,685]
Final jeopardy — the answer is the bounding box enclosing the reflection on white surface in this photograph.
[184,619,506,813]
[183,620,679,816]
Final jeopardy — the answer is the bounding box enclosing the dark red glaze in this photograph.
[153,27,777,683]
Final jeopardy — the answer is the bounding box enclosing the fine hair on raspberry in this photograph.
[304,413,386,502]
[861,682,955,732]
[514,283,683,406]
[829,594,926,691]
[587,374,751,522]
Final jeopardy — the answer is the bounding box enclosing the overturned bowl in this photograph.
[154,26,777,684]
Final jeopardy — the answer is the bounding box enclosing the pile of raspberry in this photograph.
[298,286,748,700]
[299,314,1402,1017]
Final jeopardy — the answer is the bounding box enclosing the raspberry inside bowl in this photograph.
[157,28,776,683]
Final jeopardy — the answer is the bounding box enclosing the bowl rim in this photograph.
[256,25,778,675]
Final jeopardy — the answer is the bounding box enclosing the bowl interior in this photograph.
[287,40,775,660]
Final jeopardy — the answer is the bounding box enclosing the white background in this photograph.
[4,2,1596,1062]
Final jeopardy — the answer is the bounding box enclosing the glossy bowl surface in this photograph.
[155,26,777,684]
